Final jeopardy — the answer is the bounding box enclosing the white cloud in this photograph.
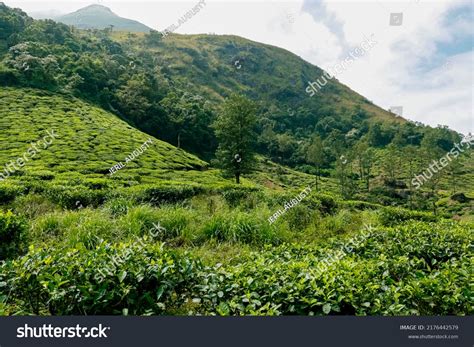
[301,0,472,134]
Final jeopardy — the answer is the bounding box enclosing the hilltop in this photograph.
[55,4,151,32]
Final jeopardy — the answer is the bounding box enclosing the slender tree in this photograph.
[306,135,324,191]
[213,94,258,184]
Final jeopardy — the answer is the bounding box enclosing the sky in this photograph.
[5,0,474,135]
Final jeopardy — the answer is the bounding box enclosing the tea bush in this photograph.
[45,184,107,209]
[0,211,27,260]
[0,182,24,204]
[193,221,473,316]
[379,207,437,226]
[11,194,57,219]
[129,184,205,205]
[2,241,201,315]
[1,220,472,316]
[220,187,263,209]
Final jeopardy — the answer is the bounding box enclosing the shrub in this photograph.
[340,200,381,211]
[28,170,55,181]
[2,242,201,315]
[319,210,362,236]
[379,207,437,226]
[12,194,57,219]
[312,193,339,214]
[0,211,27,260]
[284,204,317,231]
[201,211,278,245]
[83,178,110,190]
[45,185,107,209]
[221,188,248,207]
[194,221,472,316]
[126,184,204,205]
[0,182,23,204]
[220,187,262,208]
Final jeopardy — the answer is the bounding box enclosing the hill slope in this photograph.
[134,33,399,123]
[56,5,151,32]
[0,88,217,186]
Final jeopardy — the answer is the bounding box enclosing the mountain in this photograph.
[131,33,401,122]
[55,4,151,32]
[0,3,464,173]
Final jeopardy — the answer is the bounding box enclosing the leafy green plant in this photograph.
[379,207,437,226]
[201,211,278,245]
[0,182,23,204]
[2,241,201,315]
[0,211,27,260]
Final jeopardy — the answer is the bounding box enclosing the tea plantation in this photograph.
[0,88,472,316]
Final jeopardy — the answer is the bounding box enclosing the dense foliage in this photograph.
[1,219,472,316]
[0,211,27,260]
[2,241,199,315]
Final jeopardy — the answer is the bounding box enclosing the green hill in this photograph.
[135,33,399,122]
[0,2,416,164]
[55,5,151,33]
[0,88,222,187]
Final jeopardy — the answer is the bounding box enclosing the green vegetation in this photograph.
[0,3,472,317]
[1,201,472,315]
[0,211,27,261]
[213,94,258,183]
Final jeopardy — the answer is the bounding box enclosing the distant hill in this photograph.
[55,4,151,32]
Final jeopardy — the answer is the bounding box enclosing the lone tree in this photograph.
[306,135,324,191]
[213,94,257,184]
